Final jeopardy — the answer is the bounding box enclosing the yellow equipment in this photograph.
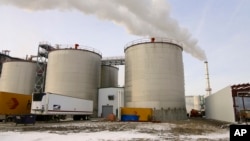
[121,107,153,122]
[0,91,32,115]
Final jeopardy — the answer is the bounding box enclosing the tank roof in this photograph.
[124,37,183,52]
[49,47,102,58]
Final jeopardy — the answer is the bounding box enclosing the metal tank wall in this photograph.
[193,96,202,110]
[100,65,118,88]
[45,49,102,116]
[0,61,36,95]
[124,38,187,121]
[185,96,203,114]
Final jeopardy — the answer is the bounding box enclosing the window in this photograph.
[108,95,114,100]
[33,93,46,101]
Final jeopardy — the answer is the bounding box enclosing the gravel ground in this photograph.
[0,118,230,141]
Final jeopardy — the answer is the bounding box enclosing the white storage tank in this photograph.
[45,48,102,116]
[0,61,36,95]
[185,95,204,114]
[100,65,118,88]
[124,37,187,121]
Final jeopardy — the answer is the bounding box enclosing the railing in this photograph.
[39,41,51,46]
[124,37,183,51]
[101,56,125,65]
[39,43,102,56]
[102,56,125,61]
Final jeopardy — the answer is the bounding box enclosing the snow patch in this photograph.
[0,131,160,141]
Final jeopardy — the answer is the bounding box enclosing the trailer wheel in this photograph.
[73,115,81,121]
[82,115,86,120]
[86,115,89,120]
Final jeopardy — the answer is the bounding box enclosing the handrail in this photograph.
[124,37,183,51]
[101,56,125,65]
[39,43,102,56]
[102,56,125,61]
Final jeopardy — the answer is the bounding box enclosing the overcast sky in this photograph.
[0,0,249,96]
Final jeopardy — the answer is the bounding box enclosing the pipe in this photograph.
[204,61,212,96]
[28,55,38,61]
[75,44,79,49]
[151,37,155,42]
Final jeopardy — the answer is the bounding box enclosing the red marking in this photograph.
[7,98,19,109]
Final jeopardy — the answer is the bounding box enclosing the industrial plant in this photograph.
[0,37,249,124]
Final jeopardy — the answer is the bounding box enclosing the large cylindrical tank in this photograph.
[185,95,202,114]
[193,96,202,110]
[124,38,187,121]
[45,48,102,116]
[100,65,118,88]
[0,61,36,95]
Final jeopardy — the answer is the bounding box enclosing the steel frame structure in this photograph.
[33,42,54,93]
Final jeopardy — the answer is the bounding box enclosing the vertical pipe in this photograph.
[204,61,212,96]
[241,95,248,125]
[75,44,79,49]
[118,90,121,120]
[151,37,155,42]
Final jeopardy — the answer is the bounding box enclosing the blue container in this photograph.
[121,115,139,121]
[14,115,36,125]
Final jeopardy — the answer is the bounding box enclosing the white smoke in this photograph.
[0,0,206,60]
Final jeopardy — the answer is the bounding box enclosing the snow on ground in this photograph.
[180,133,229,141]
[136,123,174,131]
[0,130,229,141]
[0,119,230,141]
[0,131,159,141]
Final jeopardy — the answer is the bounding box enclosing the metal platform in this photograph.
[101,56,125,65]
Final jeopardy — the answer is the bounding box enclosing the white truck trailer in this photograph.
[31,92,93,121]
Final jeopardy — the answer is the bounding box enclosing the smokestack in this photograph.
[204,61,212,96]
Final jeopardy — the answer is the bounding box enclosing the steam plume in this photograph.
[0,0,206,60]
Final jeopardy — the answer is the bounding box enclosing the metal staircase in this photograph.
[33,42,54,93]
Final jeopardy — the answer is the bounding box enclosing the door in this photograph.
[102,105,113,118]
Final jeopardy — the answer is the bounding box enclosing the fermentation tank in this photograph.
[45,48,102,116]
[193,96,202,110]
[124,38,187,121]
[0,61,36,95]
[100,65,118,87]
[185,96,203,114]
